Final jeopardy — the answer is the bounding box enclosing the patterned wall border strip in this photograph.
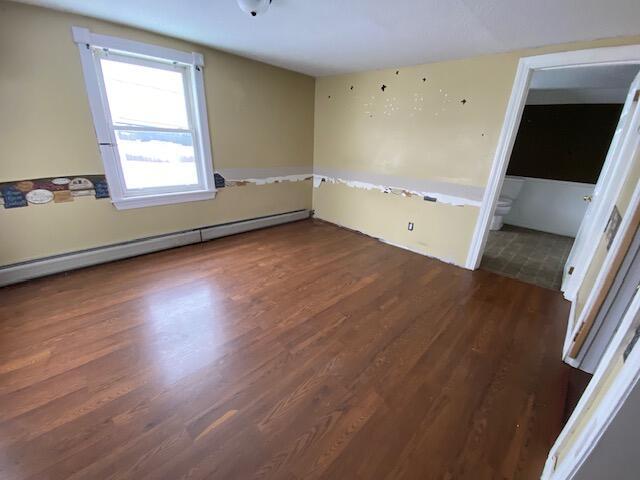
[1,168,313,210]
[0,175,109,209]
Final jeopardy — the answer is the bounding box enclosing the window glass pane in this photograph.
[100,58,190,129]
[115,130,199,190]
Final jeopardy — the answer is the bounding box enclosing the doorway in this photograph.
[480,65,637,290]
[466,46,640,296]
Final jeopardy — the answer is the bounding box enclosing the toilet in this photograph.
[491,196,514,231]
[491,176,524,231]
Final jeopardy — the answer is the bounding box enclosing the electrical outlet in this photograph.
[408,222,414,231]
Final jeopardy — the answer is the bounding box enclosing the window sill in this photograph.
[112,189,216,210]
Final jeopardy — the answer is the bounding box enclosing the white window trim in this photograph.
[72,26,216,210]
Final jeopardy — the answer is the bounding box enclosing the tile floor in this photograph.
[481,225,575,290]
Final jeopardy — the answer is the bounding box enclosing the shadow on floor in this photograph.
[563,367,593,426]
[481,225,574,290]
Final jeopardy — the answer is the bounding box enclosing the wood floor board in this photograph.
[0,219,571,479]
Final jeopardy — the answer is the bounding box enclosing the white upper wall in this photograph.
[14,0,640,76]
[502,176,594,237]
[527,64,640,104]
[527,88,630,104]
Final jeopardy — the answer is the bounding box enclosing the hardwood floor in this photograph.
[0,219,571,480]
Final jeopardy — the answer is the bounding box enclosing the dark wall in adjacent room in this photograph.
[506,104,623,184]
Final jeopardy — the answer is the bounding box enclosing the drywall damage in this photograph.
[312,168,483,207]
[314,63,498,265]
[214,167,313,187]
[225,174,312,187]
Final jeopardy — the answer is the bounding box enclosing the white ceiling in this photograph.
[14,0,640,76]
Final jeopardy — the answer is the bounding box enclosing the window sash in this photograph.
[96,50,194,131]
[111,125,192,134]
[91,49,208,196]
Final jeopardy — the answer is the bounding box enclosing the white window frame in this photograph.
[72,27,216,209]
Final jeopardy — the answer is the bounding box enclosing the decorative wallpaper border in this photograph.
[0,169,312,210]
[0,175,109,209]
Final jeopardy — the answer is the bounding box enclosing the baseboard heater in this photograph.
[0,209,310,287]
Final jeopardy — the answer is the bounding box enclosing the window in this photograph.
[73,27,215,209]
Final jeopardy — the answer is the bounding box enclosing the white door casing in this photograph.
[466,44,640,286]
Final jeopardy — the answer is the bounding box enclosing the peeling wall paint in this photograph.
[215,167,313,187]
[312,169,483,207]
[224,175,313,186]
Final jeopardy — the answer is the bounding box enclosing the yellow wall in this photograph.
[0,1,314,265]
[313,36,640,266]
[2,0,640,269]
[313,182,477,265]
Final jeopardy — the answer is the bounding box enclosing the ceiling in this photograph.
[527,64,639,104]
[15,0,640,76]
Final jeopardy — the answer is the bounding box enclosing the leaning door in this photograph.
[562,72,640,297]
[564,93,640,361]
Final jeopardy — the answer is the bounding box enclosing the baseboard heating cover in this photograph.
[0,209,310,287]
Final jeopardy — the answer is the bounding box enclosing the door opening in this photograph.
[479,64,638,291]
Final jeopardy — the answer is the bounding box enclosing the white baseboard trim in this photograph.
[0,209,310,287]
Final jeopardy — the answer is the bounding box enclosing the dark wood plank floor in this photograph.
[0,219,571,480]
